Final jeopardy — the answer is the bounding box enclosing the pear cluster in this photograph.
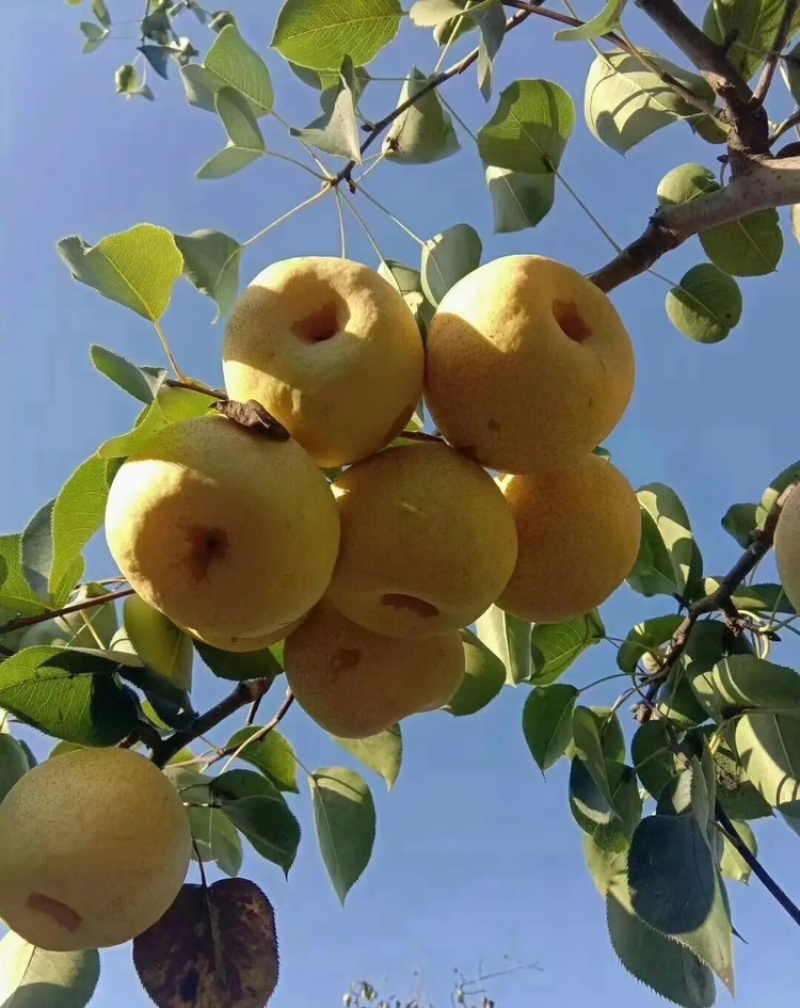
[103,253,643,741]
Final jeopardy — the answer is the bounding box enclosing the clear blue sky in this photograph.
[2,1,800,1005]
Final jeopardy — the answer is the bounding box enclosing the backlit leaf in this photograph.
[204,23,274,115]
[332,725,403,789]
[311,766,376,903]
[637,483,703,600]
[271,0,402,71]
[688,655,800,723]
[555,0,626,40]
[703,0,800,82]
[475,604,531,685]
[731,711,800,808]
[478,78,575,174]
[720,818,756,884]
[384,67,460,165]
[666,264,743,344]
[529,610,605,685]
[522,683,578,772]
[0,931,100,1008]
[224,727,299,793]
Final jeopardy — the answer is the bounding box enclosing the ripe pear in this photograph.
[497,453,642,623]
[122,594,193,691]
[0,747,192,951]
[105,414,340,639]
[772,483,800,614]
[222,256,425,469]
[284,600,465,738]
[424,255,636,474]
[326,441,518,639]
[182,615,305,653]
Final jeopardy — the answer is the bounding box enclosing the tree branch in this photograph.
[0,586,135,638]
[332,7,534,186]
[754,0,800,104]
[716,803,800,927]
[590,155,800,291]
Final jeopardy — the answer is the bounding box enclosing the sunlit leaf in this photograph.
[271,0,402,71]
[174,229,242,323]
[478,78,575,173]
[204,23,274,115]
[224,727,299,793]
[703,0,800,82]
[0,930,100,1008]
[474,604,531,685]
[332,726,402,789]
[529,611,605,685]
[666,264,743,344]
[554,0,626,40]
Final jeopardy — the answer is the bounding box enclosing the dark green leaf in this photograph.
[568,756,616,829]
[626,507,678,598]
[0,733,31,804]
[485,165,556,233]
[0,646,138,745]
[90,344,166,403]
[522,683,578,772]
[590,707,627,763]
[617,614,684,675]
[211,769,300,874]
[332,725,403,789]
[204,23,274,115]
[57,224,184,322]
[785,41,800,103]
[666,264,743,344]
[420,223,481,307]
[721,502,758,548]
[573,760,642,852]
[189,805,243,877]
[474,604,531,685]
[585,50,715,153]
[271,0,402,70]
[703,0,800,82]
[478,78,575,174]
[637,483,703,600]
[384,67,460,165]
[632,720,681,800]
[0,535,49,617]
[446,629,505,716]
[0,930,100,1008]
[224,727,299,793]
[311,766,376,903]
[529,610,605,685]
[174,230,242,324]
[193,638,283,681]
[555,0,626,40]
[572,705,618,811]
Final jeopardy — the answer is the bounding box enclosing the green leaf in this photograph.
[189,805,243,877]
[80,20,109,53]
[210,769,300,874]
[632,720,681,799]
[56,223,184,323]
[474,604,531,685]
[0,646,138,745]
[572,705,618,812]
[555,0,627,40]
[522,683,579,772]
[0,930,100,1008]
[291,81,362,161]
[485,165,555,233]
[626,507,678,598]
[214,86,265,151]
[703,0,800,82]
[478,78,575,174]
[657,161,720,207]
[204,23,274,115]
[688,655,800,723]
[0,535,49,617]
[193,638,283,681]
[731,711,800,808]
[98,385,212,459]
[617,614,684,675]
[712,580,794,615]
[409,0,497,26]
[196,145,263,180]
[590,707,627,763]
[606,874,716,1008]
[383,67,460,165]
[761,457,800,515]
[583,835,627,896]
[311,766,376,903]
[420,223,481,307]
[666,264,743,344]
[628,815,734,993]
[376,259,435,340]
[181,62,219,112]
[570,760,642,852]
[720,502,758,548]
[174,229,242,324]
[720,818,756,884]
[49,454,121,603]
[701,211,783,277]
[712,734,774,820]
[332,725,402,789]
[89,344,165,403]
[529,610,605,685]
[122,594,193,692]
[446,629,506,716]
[0,733,32,803]
[21,500,57,602]
[224,727,299,793]
[271,0,402,70]
[584,49,715,154]
[637,483,703,600]
[475,1,506,100]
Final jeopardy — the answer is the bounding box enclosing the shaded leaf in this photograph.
[522,683,578,772]
[478,78,575,173]
[122,594,193,692]
[632,720,681,800]
[0,646,138,745]
[181,62,219,112]
[570,760,642,852]
[332,725,402,789]
[637,483,703,600]
[271,0,402,70]
[292,81,362,161]
[138,44,173,79]
[56,224,183,322]
[703,0,800,82]
[474,604,531,685]
[617,614,684,675]
[666,264,743,344]
[224,727,300,793]
[475,1,506,100]
[720,502,758,548]
[555,0,626,40]
[585,49,715,154]
[0,535,49,617]
[529,610,605,685]
[0,930,100,1008]
[626,507,678,597]
[196,145,263,180]
[174,229,242,324]
[215,86,266,151]
[720,818,756,884]
[311,766,376,903]
[446,629,505,716]
[420,223,481,307]
[189,805,243,877]
[731,711,800,808]
[572,705,618,812]
[0,733,32,803]
[211,769,300,873]
[21,500,57,602]
[89,344,165,403]
[193,638,283,681]
[711,733,774,821]
[384,67,460,164]
[204,23,274,115]
[485,165,555,233]
[133,879,279,1008]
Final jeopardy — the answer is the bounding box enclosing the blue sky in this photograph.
[2,1,800,1005]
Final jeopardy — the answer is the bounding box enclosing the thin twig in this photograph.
[770,107,800,144]
[0,587,135,638]
[164,378,226,399]
[216,690,295,773]
[716,803,800,927]
[754,0,800,104]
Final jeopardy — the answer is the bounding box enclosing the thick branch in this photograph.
[716,803,800,928]
[590,156,800,291]
[0,586,135,638]
[754,0,800,104]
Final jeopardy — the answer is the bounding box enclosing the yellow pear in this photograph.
[182,615,305,653]
[326,441,518,639]
[772,483,800,613]
[424,255,636,474]
[496,453,642,623]
[0,747,192,951]
[122,594,193,691]
[105,414,340,639]
[284,600,465,738]
[222,256,425,469]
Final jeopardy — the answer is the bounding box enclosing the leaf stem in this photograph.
[351,184,427,247]
[152,319,187,382]
[242,186,332,250]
